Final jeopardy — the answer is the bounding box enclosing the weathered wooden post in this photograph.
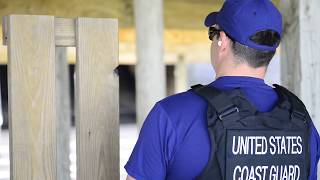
[280,0,320,174]
[6,15,58,180]
[134,0,166,129]
[75,17,119,180]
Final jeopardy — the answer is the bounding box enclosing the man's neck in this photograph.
[215,63,267,80]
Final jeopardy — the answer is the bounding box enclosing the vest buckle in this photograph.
[218,106,239,120]
[291,110,307,124]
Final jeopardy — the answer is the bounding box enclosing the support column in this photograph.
[134,0,166,129]
[281,1,320,175]
[281,0,320,127]
[281,0,320,174]
[0,81,2,127]
[174,54,188,93]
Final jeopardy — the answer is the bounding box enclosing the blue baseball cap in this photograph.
[205,0,282,51]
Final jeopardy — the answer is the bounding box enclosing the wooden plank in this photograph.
[3,17,76,46]
[1,27,212,65]
[75,17,119,180]
[0,27,281,65]
[7,15,56,180]
[55,18,76,47]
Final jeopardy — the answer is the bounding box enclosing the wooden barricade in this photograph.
[2,15,119,180]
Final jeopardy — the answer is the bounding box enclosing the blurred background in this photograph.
[0,0,319,179]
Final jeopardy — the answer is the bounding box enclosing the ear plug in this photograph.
[218,41,222,46]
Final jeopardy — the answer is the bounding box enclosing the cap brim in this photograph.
[204,12,218,27]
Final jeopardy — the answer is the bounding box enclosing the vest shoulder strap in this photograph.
[191,84,234,112]
[191,84,242,126]
[273,84,311,176]
[273,84,311,124]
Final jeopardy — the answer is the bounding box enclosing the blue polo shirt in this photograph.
[125,76,320,180]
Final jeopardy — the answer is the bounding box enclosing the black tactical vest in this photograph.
[191,84,310,180]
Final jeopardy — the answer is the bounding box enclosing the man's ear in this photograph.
[219,31,231,51]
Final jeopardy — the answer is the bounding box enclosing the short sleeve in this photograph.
[125,103,176,180]
[308,121,320,180]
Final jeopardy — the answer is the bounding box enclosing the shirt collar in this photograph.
[209,76,266,90]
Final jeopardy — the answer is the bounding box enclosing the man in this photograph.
[125,0,320,179]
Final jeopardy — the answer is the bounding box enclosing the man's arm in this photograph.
[124,103,174,179]
[126,175,136,180]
